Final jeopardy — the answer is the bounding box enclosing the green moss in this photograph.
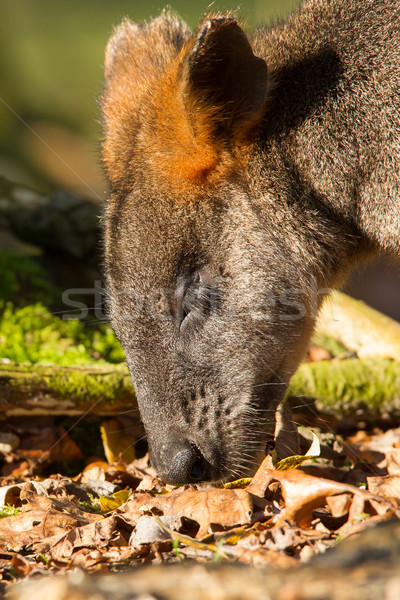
[311,332,348,357]
[288,358,400,418]
[44,365,131,403]
[0,505,21,518]
[1,362,132,404]
[0,249,125,367]
[0,301,125,365]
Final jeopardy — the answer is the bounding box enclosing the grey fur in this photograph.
[101,0,400,483]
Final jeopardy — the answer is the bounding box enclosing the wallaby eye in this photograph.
[181,273,201,323]
[177,268,220,331]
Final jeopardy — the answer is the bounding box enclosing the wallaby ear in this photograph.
[104,19,142,81]
[183,18,269,141]
[101,15,191,187]
[104,15,190,83]
[101,15,268,190]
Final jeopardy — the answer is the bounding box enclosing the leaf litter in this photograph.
[1,420,400,595]
[1,357,400,595]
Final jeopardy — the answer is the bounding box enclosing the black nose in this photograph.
[160,441,205,485]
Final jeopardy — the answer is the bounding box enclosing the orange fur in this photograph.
[101,15,267,195]
[140,52,237,188]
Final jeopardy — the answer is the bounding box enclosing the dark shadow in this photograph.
[262,46,343,137]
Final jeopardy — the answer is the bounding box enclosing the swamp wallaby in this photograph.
[101,0,400,483]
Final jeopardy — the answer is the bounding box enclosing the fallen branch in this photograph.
[1,357,400,423]
[288,357,400,421]
[316,290,400,361]
[0,176,99,259]
[0,362,136,417]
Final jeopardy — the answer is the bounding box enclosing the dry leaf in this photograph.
[367,475,400,501]
[275,431,321,471]
[346,427,400,469]
[346,492,373,523]
[19,426,82,463]
[99,490,132,512]
[136,474,159,491]
[161,487,253,538]
[34,516,119,560]
[386,449,400,475]
[119,486,253,539]
[260,469,393,528]
[11,554,32,577]
[115,491,159,527]
[0,508,82,552]
[130,515,181,546]
[326,493,352,518]
[0,482,104,554]
[3,412,400,578]
[0,484,24,506]
[274,470,351,527]
[100,419,135,464]
[246,456,275,498]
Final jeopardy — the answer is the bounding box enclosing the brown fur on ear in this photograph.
[101,15,269,191]
[138,54,232,187]
[151,17,269,186]
[101,14,192,189]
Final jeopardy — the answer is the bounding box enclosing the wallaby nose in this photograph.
[159,440,205,485]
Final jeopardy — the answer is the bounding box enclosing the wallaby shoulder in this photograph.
[251,0,400,255]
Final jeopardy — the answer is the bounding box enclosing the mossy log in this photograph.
[1,358,400,422]
[0,362,136,417]
[316,290,400,361]
[288,358,400,421]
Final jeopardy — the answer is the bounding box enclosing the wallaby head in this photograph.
[101,2,400,483]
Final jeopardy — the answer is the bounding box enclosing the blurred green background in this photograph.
[0,0,300,199]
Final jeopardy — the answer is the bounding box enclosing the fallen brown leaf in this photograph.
[100,418,136,464]
[275,470,352,528]
[10,554,32,577]
[130,515,181,546]
[326,493,352,518]
[156,487,253,539]
[0,508,82,552]
[387,449,400,475]
[19,426,82,463]
[250,468,397,528]
[116,491,161,527]
[367,475,400,501]
[33,516,120,561]
[2,416,400,583]
[0,483,102,553]
[119,486,253,539]
[246,456,275,497]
